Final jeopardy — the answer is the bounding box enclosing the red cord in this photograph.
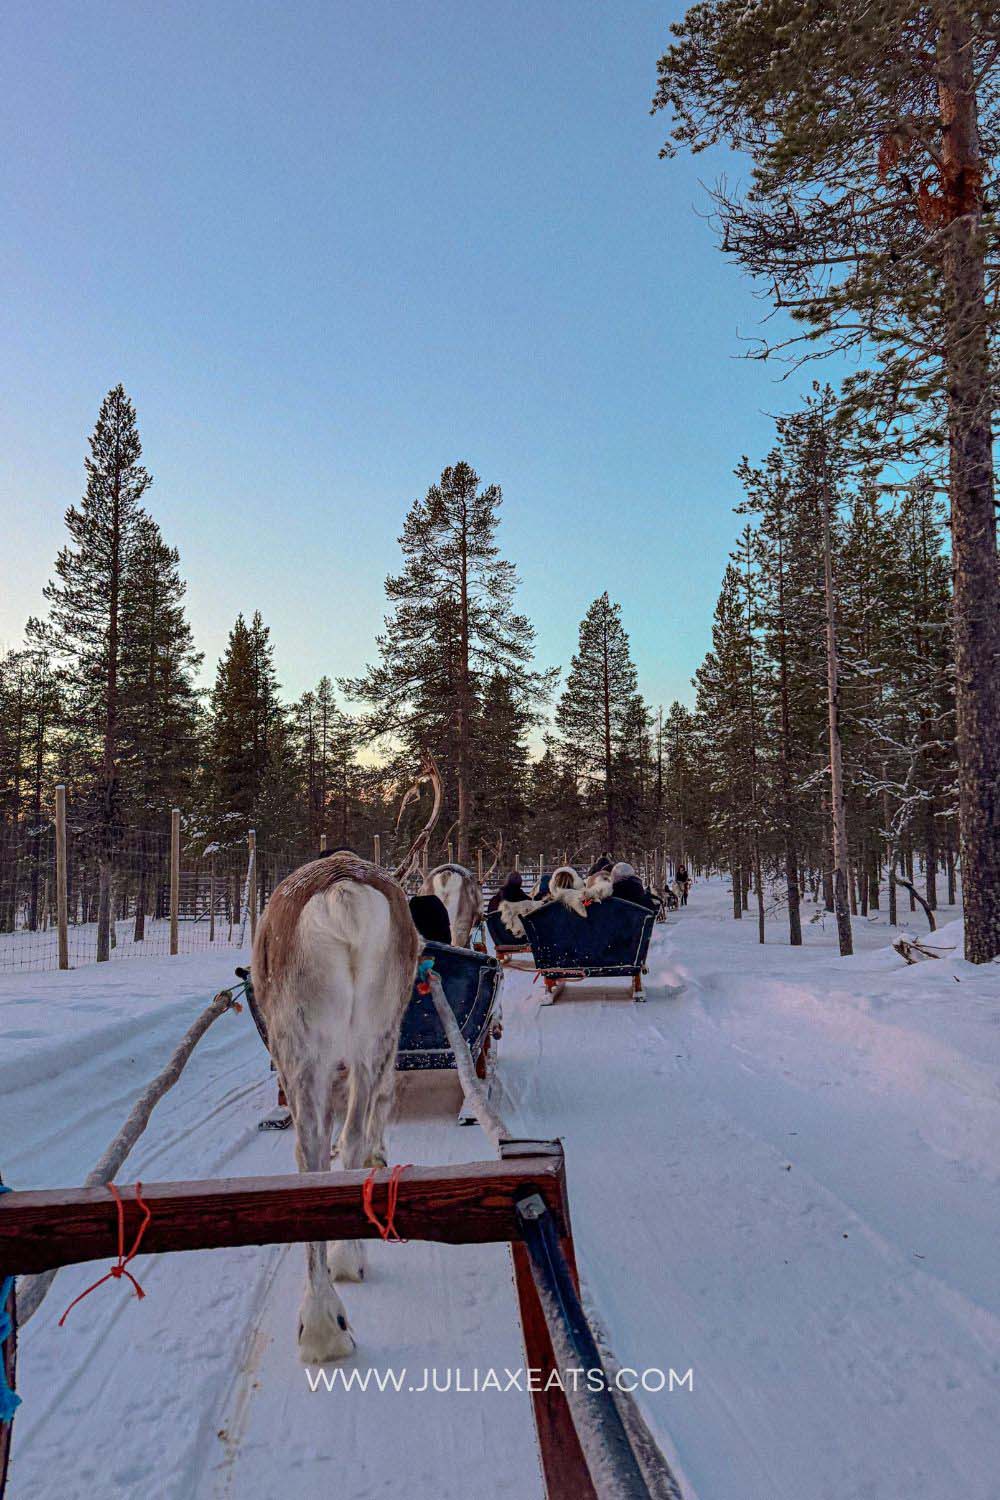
[361,1164,411,1242]
[59,1182,152,1326]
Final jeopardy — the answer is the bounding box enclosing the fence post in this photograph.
[515,851,520,873]
[477,847,483,881]
[373,834,381,867]
[169,809,181,955]
[55,785,69,970]
[538,852,544,877]
[447,840,454,864]
[209,853,217,943]
[248,829,258,944]
[319,832,327,853]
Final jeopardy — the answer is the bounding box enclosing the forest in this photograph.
[2,1,999,962]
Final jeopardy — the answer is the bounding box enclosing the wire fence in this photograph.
[0,814,674,974]
[0,819,344,973]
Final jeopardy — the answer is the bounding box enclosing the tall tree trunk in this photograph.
[602,623,615,851]
[937,10,1000,961]
[97,436,124,963]
[452,503,473,865]
[820,450,853,956]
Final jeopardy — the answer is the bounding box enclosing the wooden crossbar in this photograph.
[0,1151,569,1276]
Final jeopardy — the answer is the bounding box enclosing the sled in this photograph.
[484,908,533,963]
[520,896,655,1003]
[397,940,503,1085]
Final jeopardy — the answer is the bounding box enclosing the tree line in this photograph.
[0,394,670,952]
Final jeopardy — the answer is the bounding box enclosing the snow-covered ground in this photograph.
[3,880,998,1500]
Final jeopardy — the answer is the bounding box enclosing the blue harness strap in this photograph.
[0,1184,20,1422]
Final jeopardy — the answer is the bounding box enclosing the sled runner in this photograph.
[520,896,655,1002]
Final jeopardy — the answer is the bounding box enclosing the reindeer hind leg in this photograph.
[286,1066,355,1362]
[328,1060,377,1283]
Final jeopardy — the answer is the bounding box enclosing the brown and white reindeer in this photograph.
[420,862,483,947]
[250,759,441,1362]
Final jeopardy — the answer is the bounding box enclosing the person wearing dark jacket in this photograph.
[588,855,614,876]
[610,862,658,913]
[487,871,531,913]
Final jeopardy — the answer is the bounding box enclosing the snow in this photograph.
[3,881,998,1499]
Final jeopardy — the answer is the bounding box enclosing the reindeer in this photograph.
[250,759,441,1362]
[420,862,483,947]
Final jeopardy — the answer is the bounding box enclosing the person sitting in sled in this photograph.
[487,870,531,913]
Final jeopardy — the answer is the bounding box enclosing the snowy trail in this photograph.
[4,884,999,1499]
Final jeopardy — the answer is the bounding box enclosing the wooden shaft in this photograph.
[169,808,181,956]
[0,1152,570,1275]
[55,785,68,970]
[501,1141,594,1500]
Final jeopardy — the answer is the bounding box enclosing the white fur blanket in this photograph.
[497,899,538,940]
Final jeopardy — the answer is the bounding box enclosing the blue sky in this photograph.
[1,0,810,720]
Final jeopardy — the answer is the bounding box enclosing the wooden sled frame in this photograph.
[0,1140,670,1500]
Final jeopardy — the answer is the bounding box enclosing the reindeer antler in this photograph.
[481,830,504,882]
[392,753,444,883]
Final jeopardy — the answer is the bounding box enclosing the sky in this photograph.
[0,0,812,723]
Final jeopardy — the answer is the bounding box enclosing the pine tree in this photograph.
[555,594,639,851]
[29,385,152,959]
[345,462,551,862]
[654,2,1000,959]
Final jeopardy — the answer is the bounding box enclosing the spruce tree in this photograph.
[555,593,639,851]
[204,612,286,845]
[118,515,202,937]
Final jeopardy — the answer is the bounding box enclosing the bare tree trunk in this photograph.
[820,452,853,956]
[937,9,1000,961]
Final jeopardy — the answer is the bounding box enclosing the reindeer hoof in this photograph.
[328,1238,367,1283]
[298,1291,355,1363]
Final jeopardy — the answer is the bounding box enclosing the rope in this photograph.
[361,1164,411,1242]
[58,1183,152,1326]
[17,986,241,1327]
[0,1186,19,1423]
